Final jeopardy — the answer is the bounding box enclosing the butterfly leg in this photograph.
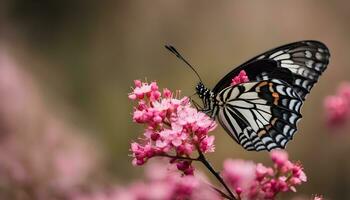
[191,99,203,111]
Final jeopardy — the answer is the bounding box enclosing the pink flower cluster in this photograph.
[324,82,350,126]
[223,150,306,200]
[231,70,249,86]
[129,80,216,174]
[72,160,220,200]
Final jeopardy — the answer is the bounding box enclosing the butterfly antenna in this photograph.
[165,44,203,83]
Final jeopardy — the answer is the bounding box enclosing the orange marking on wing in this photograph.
[257,81,268,92]
[258,130,267,137]
[272,92,280,105]
[258,81,268,87]
[271,118,277,125]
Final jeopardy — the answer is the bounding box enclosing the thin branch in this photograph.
[155,151,236,199]
[210,185,232,200]
[156,153,232,199]
[198,151,237,200]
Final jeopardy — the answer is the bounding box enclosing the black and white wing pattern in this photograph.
[213,40,330,100]
[216,79,302,151]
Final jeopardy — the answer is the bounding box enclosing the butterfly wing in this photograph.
[216,79,302,151]
[212,40,330,100]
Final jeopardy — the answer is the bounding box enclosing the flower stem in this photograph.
[210,185,232,200]
[198,151,237,200]
[158,152,236,199]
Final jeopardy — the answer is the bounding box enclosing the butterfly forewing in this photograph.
[212,40,330,100]
[215,79,303,151]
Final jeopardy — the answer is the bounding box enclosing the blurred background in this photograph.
[1,0,350,199]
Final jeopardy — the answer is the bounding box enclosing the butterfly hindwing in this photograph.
[212,40,330,100]
[216,79,303,151]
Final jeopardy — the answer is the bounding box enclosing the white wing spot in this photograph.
[302,80,309,88]
[289,99,297,109]
[257,55,266,59]
[281,60,294,64]
[269,51,284,58]
[305,51,312,58]
[315,63,323,71]
[281,63,299,69]
[276,85,286,95]
[318,48,324,53]
[267,143,277,150]
[276,134,284,143]
[262,137,273,144]
[289,114,297,124]
[256,146,266,151]
[315,52,323,60]
[274,53,291,60]
[283,126,291,135]
[280,139,288,147]
[306,60,314,68]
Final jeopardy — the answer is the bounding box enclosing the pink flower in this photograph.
[231,70,249,86]
[75,160,220,200]
[256,163,273,181]
[129,80,216,175]
[223,150,307,200]
[200,135,215,153]
[324,82,350,127]
[163,88,172,98]
[129,81,162,100]
[324,95,349,126]
[222,159,256,192]
[271,149,289,168]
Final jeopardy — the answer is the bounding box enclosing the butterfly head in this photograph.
[196,82,211,99]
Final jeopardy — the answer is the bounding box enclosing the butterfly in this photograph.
[165,41,330,151]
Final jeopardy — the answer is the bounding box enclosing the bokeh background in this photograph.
[1,0,350,199]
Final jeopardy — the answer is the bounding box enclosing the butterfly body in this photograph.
[194,40,330,151]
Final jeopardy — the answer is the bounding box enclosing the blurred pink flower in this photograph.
[324,82,350,127]
[222,150,307,200]
[0,48,101,200]
[71,160,221,200]
[324,95,349,126]
[222,159,256,193]
[270,149,289,168]
[129,80,216,175]
[231,70,249,86]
